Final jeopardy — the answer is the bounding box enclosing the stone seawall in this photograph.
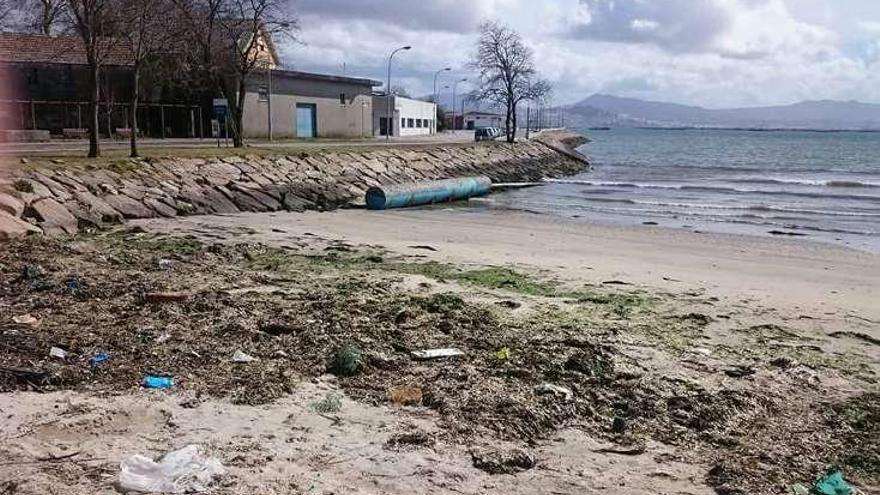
[0,132,588,238]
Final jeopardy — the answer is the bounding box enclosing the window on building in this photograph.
[339,93,346,106]
[257,86,269,101]
[415,119,421,128]
[401,118,406,128]
[407,118,414,128]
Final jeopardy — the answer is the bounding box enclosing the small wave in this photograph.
[544,179,880,202]
[731,178,880,188]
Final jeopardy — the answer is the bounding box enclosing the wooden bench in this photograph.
[62,128,88,139]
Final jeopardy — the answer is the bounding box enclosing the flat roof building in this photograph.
[244,70,379,139]
[372,95,437,137]
[464,111,504,130]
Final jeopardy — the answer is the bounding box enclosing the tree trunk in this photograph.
[87,62,100,158]
[510,102,518,144]
[232,78,247,148]
[505,100,514,143]
[40,1,53,35]
[219,77,245,148]
[129,65,140,158]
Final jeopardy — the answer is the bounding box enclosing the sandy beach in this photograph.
[137,207,880,323]
[2,207,878,494]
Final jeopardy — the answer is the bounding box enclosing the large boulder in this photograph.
[102,194,155,219]
[0,192,25,217]
[25,198,78,235]
[0,212,42,239]
[73,191,123,224]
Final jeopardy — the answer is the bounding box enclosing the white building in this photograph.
[373,95,437,137]
[464,111,504,130]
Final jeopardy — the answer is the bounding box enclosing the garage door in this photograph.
[296,103,316,138]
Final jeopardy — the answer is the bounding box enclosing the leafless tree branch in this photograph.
[468,21,552,143]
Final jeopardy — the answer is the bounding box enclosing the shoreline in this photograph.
[482,198,880,255]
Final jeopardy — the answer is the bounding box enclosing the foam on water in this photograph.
[495,128,880,251]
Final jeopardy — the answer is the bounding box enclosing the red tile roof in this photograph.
[0,32,133,66]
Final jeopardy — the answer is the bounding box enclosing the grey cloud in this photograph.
[292,0,489,33]
[572,0,732,52]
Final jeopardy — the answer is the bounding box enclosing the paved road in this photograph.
[0,131,481,156]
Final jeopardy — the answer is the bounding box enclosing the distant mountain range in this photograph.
[564,94,880,131]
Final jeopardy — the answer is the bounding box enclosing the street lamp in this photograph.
[451,77,467,132]
[433,67,451,104]
[432,67,451,135]
[386,45,411,141]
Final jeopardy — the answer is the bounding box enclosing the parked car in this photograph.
[475,127,501,141]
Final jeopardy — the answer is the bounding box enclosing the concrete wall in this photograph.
[373,96,437,137]
[242,92,373,139]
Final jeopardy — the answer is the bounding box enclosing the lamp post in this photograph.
[432,67,451,135]
[451,78,467,132]
[266,65,273,141]
[386,45,411,141]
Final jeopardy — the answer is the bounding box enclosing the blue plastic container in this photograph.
[143,375,174,389]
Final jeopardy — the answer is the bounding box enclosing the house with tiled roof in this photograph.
[0,27,380,141]
[0,31,202,140]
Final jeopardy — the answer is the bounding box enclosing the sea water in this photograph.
[492,128,880,251]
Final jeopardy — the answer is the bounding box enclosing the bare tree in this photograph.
[173,0,297,147]
[66,0,117,157]
[1,0,66,33]
[389,85,409,97]
[34,0,64,33]
[469,21,551,143]
[0,1,14,28]
[116,0,173,157]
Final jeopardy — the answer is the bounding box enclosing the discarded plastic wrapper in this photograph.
[232,350,258,363]
[144,375,174,389]
[12,314,39,326]
[118,444,225,493]
[49,347,68,360]
[91,352,111,367]
[411,348,465,360]
[534,383,574,402]
[813,470,853,495]
[495,347,512,361]
[158,259,177,271]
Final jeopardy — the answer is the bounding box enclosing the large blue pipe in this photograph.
[366,176,493,210]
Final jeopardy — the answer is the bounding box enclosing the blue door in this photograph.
[296,103,316,138]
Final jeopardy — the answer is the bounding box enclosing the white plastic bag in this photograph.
[118,445,225,493]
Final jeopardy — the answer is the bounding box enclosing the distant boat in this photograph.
[588,126,611,131]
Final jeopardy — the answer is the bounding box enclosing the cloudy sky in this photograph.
[282,0,880,108]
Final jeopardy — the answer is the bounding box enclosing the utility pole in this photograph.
[526,106,530,139]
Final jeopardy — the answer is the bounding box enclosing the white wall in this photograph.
[466,114,504,129]
[373,96,436,136]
